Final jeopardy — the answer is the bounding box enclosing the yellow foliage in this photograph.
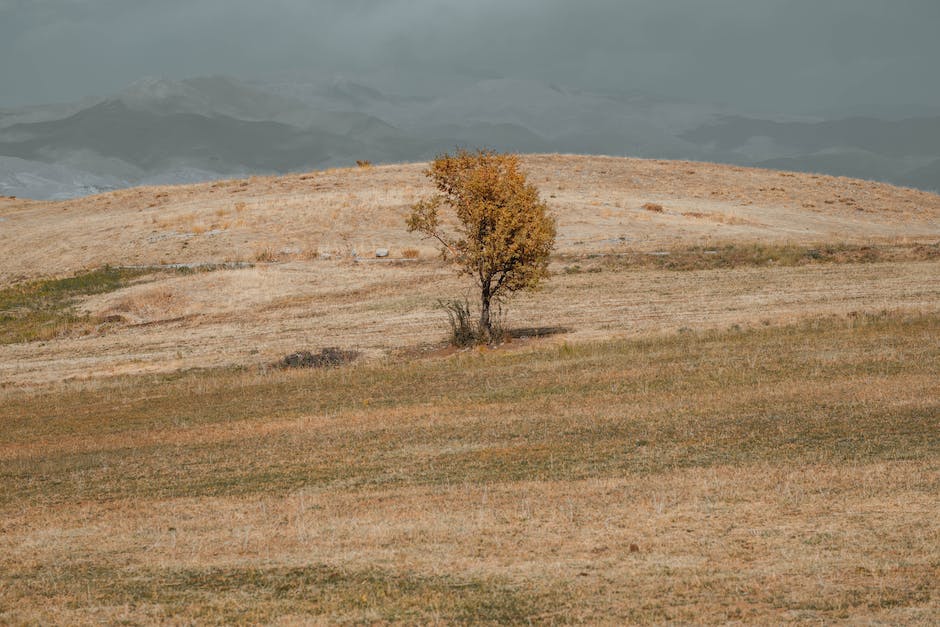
[407,150,556,340]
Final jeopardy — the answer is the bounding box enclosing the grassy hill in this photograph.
[1,155,938,623]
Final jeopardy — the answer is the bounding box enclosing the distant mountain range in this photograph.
[681,115,940,191]
[0,75,937,199]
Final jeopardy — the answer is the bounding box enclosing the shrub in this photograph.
[253,247,278,262]
[278,348,359,369]
[437,299,507,347]
[439,299,477,346]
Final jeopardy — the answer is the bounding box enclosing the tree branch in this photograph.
[424,228,461,259]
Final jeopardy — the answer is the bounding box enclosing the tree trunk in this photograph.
[479,285,492,342]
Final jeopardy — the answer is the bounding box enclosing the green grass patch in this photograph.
[0,266,185,344]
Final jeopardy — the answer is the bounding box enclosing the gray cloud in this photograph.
[2,0,939,113]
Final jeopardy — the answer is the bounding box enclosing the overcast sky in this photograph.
[2,0,939,113]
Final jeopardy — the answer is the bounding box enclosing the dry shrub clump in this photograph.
[402,248,420,259]
[437,299,506,347]
[253,246,279,262]
[277,347,360,369]
[643,202,664,212]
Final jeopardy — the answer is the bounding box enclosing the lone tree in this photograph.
[407,149,556,342]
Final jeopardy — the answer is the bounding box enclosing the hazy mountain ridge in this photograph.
[0,78,443,198]
[682,115,940,158]
[0,100,356,172]
[1,75,937,199]
[682,115,940,191]
[903,158,940,192]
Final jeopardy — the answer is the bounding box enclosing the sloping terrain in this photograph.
[1,312,938,623]
[3,154,938,284]
[1,154,938,387]
[1,155,939,623]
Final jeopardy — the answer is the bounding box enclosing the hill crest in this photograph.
[1,154,938,286]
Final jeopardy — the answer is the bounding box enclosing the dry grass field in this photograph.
[1,155,939,623]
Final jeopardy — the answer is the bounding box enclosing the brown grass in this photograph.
[103,285,189,323]
[0,266,169,344]
[682,209,756,225]
[1,312,937,623]
[253,246,279,262]
[1,255,938,387]
[1,156,939,622]
[3,154,939,286]
[587,241,940,272]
